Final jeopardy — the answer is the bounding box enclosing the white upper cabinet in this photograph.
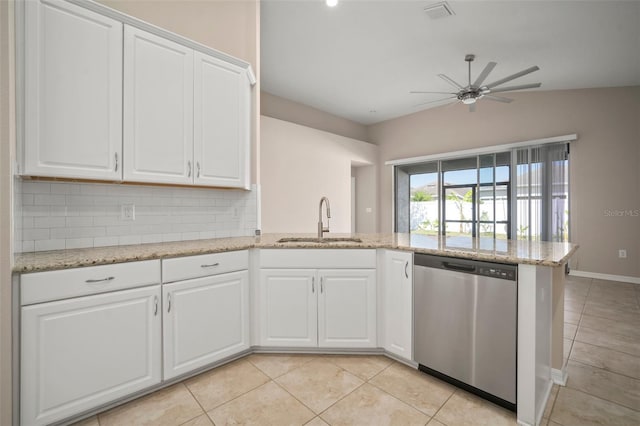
[194,53,250,188]
[22,2,252,188]
[383,250,413,360]
[24,0,122,180]
[123,26,194,185]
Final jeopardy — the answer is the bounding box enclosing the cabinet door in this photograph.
[194,52,250,188]
[318,269,376,348]
[123,26,194,184]
[259,269,317,347]
[21,285,162,426]
[24,0,122,180]
[383,250,413,359]
[163,271,249,380]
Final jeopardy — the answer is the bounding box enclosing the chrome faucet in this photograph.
[318,196,331,238]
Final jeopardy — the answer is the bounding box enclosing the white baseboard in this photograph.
[569,269,640,285]
[552,367,568,386]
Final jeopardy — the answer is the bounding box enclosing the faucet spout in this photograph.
[318,197,331,238]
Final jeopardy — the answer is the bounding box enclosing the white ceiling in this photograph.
[261,0,640,125]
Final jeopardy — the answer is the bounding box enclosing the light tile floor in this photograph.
[72,276,640,426]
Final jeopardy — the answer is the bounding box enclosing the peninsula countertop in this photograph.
[13,233,579,273]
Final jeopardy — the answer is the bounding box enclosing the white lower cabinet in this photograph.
[318,269,377,348]
[259,268,376,348]
[383,250,413,360]
[259,269,317,347]
[21,285,162,426]
[163,270,250,379]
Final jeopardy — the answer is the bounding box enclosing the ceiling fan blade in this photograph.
[413,96,457,107]
[473,62,497,87]
[469,103,477,112]
[409,91,458,95]
[484,66,540,89]
[483,95,513,103]
[484,83,542,94]
[438,74,464,90]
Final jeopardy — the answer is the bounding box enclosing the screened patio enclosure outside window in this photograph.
[394,142,570,244]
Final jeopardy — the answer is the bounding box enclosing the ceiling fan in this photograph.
[411,54,541,112]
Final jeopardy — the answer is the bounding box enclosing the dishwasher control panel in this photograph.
[414,253,517,282]
[478,267,516,281]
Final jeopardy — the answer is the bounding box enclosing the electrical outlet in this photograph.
[618,249,627,259]
[121,204,135,221]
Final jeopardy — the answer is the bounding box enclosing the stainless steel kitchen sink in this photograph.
[276,237,363,244]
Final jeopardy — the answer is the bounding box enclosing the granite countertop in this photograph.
[13,233,579,273]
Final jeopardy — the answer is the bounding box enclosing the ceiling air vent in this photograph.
[424,2,455,20]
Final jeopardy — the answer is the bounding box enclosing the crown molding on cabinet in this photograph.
[65,0,256,86]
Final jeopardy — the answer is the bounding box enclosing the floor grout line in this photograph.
[365,364,452,421]
[571,328,640,358]
[268,379,322,424]
[183,360,272,417]
[181,381,213,426]
[245,353,319,380]
[569,339,640,376]
[556,386,640,416]
[567,356,640,385]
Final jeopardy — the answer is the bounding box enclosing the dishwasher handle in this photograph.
[442,261,476,273]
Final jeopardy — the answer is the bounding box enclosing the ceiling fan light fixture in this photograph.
[459,92,478,104]
[326,0,338,7]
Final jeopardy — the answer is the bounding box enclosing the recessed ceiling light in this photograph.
[424,2,455,20]
[326,0,338,7]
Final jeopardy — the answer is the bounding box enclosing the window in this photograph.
[394,143,570,244]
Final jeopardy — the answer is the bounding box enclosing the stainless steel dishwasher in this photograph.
[414,253,517,411]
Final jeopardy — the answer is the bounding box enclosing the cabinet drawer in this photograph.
[21,260,160,306]
[259,249,376,269]
[162,250,249,283]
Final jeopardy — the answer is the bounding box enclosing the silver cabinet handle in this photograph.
[405,261,409,279]
[187,161,192,177]
[312,276,315,293]
[85,276,115,283]
[167,293,172,313]
[201,263,220,268]
[114,153,118,172]
[154,296,158,316]
[320,277,324,293]
[196,162,200,178]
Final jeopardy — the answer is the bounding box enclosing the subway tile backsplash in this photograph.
[14,180,257,253]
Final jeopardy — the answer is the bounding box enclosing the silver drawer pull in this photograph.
[85,276,115,283]
[201,263,220,268]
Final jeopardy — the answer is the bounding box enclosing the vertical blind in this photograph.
[513,143,569,242]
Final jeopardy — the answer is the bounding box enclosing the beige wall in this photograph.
[100,0,261,184]
[261,116,377,234]
[368,87,640,278]
[262,91,368,142]
[0,0,15,422]
[354,165,378,233]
